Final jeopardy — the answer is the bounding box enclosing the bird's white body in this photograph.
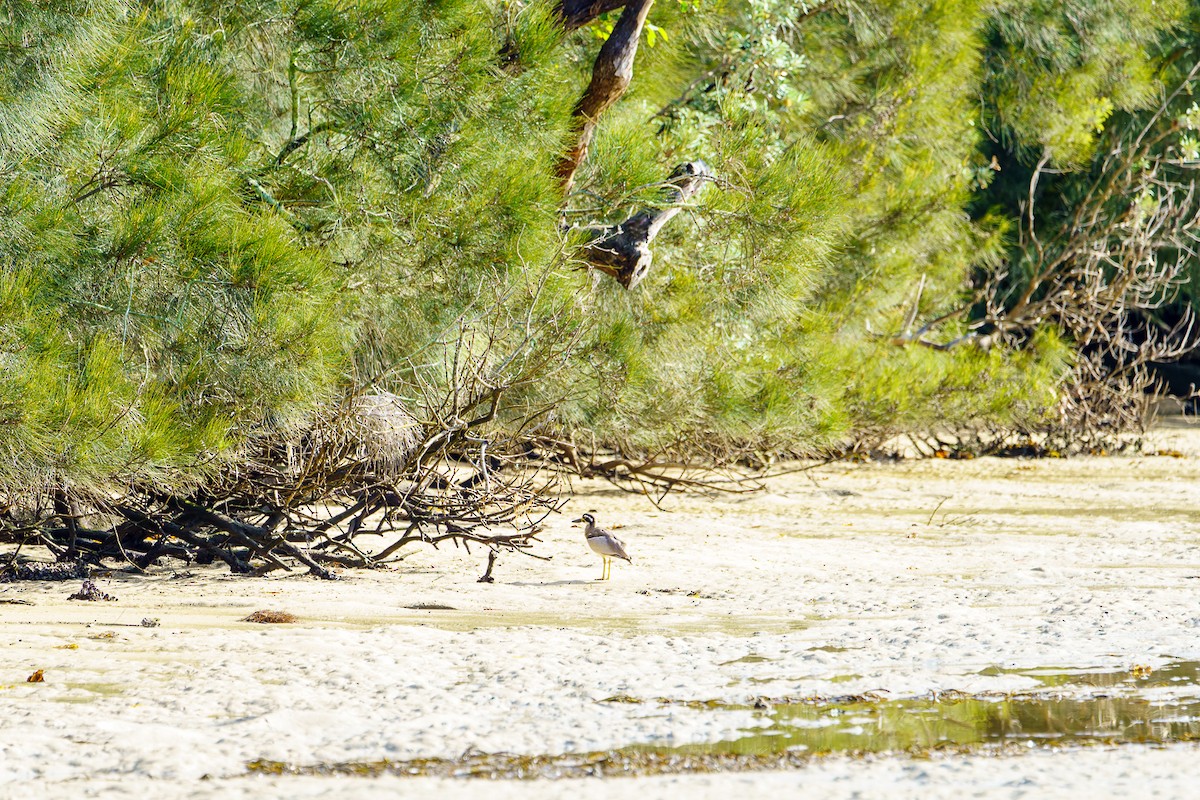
[574,514,630,580]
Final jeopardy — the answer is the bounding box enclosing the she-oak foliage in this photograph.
[0,0,1194,502]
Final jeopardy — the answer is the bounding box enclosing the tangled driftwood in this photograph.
[2,285,592,579]
[3,376,560,580]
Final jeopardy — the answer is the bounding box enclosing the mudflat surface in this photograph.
[4,422,1200,798]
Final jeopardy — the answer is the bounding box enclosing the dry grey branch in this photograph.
[575,161,713,289]
[1,284,586,577]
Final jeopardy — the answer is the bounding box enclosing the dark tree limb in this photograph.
[558,0,631,31]
[577,161,711,289]
[275,121,338,165]
[117,505,254,574]
[556,0,655,193]
[551,3,714,289]
[174,501,337,580]
[477,550,498,583]
[53,489,79,560]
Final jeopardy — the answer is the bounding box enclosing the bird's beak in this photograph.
[571,517,584,523]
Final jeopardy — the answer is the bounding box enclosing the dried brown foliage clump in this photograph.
[244,610,298,624]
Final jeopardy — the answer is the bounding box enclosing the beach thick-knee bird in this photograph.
[573,513,631,580]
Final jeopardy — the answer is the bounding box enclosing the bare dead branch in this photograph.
[3,276,587,577]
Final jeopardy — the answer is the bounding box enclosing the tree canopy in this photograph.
[2,0,1198,571]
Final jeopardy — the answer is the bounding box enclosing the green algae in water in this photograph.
[979,660,1200,689]
[667,661,1200,757]
[246,689,1200,779]
[246,663,1200,780]
[47,682,126,703]
[650,693,1200,758]
[718,654,773,666]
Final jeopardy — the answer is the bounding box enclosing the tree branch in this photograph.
[556,0,655,193]
[576,161,711,288]
[558,0,631,31]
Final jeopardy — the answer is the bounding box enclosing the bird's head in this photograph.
[572,513,595,525]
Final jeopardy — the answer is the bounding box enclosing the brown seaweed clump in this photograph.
[68,579,117,601]
[243,610,298,624]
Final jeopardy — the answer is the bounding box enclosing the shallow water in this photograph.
[48,681,126,703]
[627,662,1200,757]
[659,692,1200,757]
[979,660,1200,690]
[334,610,810,636]
[248,662,1200,779]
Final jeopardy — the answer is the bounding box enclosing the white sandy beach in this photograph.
[4,423,1200,798]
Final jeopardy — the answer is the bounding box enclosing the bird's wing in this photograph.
[606,534,631,562]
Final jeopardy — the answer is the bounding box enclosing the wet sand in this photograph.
[4,422,1200,798]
